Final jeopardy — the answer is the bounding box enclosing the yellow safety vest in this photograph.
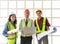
[21,19,32,36]
[36,17,46,33]
[8,22,17,39]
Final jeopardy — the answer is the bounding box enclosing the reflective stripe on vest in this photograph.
[36,17,46,33]
[8,22,17,39]
[21,19,32,36]
[21,19,32,28]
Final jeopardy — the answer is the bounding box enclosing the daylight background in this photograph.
[0,0,60,44]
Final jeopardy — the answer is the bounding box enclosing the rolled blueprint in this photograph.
[7,29,18,34]
[37,27,57,40]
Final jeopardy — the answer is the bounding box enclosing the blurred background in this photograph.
[0,0,60,44]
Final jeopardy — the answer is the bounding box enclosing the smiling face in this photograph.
[24,12,30,19]
[11,15,16,22]
[10,14,16,22]
[24,9,30,19]
[36,10,42,18]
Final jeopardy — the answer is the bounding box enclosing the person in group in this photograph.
[19,9,33,44]
[34,9,50,44]
[3,14,18,44]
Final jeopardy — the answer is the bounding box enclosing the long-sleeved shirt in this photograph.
[3,23,9,37]
[2,22,16,37]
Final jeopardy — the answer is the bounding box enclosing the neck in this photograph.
[38,16,41,20]
[11,21,14,23]
[26,17,29,20]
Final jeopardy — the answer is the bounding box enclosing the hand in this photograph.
[8,32,14,36]
[46,26,50,31]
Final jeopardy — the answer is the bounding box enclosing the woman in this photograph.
[3,14,18,44]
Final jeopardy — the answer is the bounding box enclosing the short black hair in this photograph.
[8,14,17,24]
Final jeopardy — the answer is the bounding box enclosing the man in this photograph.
[34,9,50,44]
[19,9,33,44]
